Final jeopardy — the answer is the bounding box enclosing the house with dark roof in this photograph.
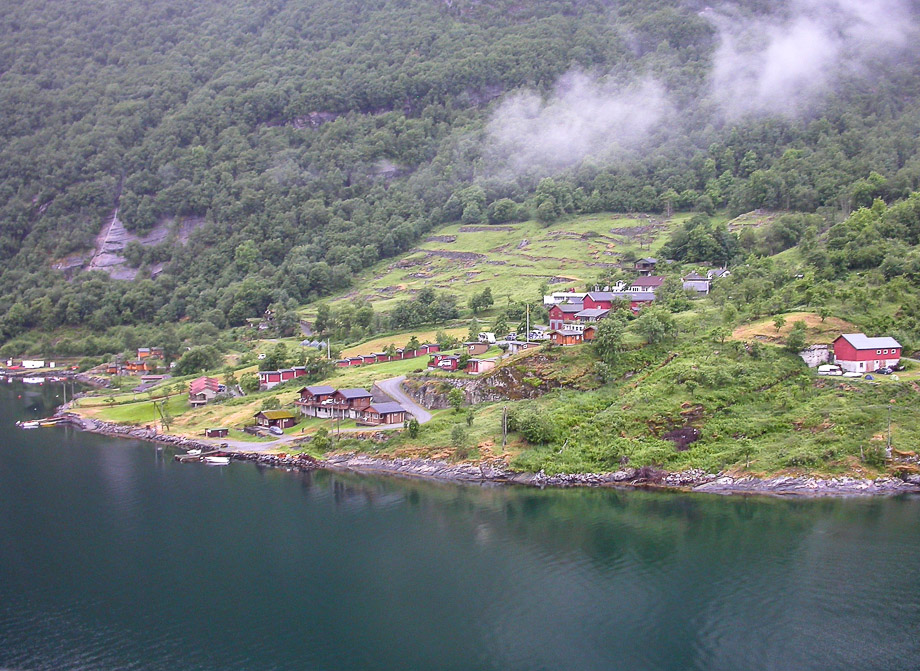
[707,268,731,280]
[549,329,584,346]
[833,334,902,373]
[635,258,657,275]
[295,385,337,417]
[357,402,408,426]
[628,276,665,292]
[548,302,584,329]
[682,272,711,295]
[329,388,374,418]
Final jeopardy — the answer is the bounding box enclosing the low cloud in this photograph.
[484,73,671,177]
[706,0,917,118]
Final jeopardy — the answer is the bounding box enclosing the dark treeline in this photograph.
[2,0,920,349]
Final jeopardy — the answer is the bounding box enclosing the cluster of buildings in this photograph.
[334,344,440,369]
[544,259,730,335]
[106,346,165,376]
[294,385,408,425]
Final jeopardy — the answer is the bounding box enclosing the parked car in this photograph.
[876,367,893,375]
[269,425,284,436]
[505,333,518,341]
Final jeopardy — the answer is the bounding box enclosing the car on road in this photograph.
[269,425,284,436]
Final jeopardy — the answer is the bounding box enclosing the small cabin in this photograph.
[205,427,229,438]
[549,329,584,346]
[358,402,408,426]
[254,410,297,429]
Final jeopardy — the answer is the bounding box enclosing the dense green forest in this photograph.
[3,0,920,352]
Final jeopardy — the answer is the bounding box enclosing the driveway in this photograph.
[376,375,432,423]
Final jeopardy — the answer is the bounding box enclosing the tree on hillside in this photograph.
[773,315,787,333]
[635,309,677,344]
[467,318,480,342]
[406,336,421,352]
[593,313,628,364]
[174,346,222,376]
[785,321,808,353]
[468,287,494,314]
[493,315,509,337]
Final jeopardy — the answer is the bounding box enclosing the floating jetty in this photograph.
[16,415,83,429]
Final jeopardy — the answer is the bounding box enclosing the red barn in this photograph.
[833,334,902,373]
[548,302,584,330]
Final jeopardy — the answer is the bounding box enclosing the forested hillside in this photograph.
[3,0,920,351]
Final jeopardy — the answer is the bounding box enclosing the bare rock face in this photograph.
[54,209,204,280]
[403,364,557,409]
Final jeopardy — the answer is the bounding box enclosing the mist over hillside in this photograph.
[2,0,920,352]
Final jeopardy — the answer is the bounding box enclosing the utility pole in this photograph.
[887,404,892,453]
[526,303,530,341]
[502,406,507,449]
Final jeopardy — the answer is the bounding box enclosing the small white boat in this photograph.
[17,420,39,429]
[186,449,202,456]
[204,456,230,465]
[22,377,45,384]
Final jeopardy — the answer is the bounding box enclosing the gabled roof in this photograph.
[586,291,616,301]
[637,257,657,264]
[256,410,296,420]
[189,376,220,394]
[366,402,406,415]
[708,268,730,278]
[301,385,336,396]
[575,308,610,318]
[683,272,707,281]
[551,302,585,313]
[551,329,583,336]
[337,388,373,399]
[630,275,665,287]
[837,333,902,350]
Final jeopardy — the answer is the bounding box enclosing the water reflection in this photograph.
[1,383,919,671]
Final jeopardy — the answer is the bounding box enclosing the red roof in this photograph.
[189,376,220,394]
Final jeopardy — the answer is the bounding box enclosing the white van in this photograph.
[478,332,496,344]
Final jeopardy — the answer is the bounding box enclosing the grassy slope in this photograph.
[318,213,688,314]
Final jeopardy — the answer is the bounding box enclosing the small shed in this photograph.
[205,427,229,438]
[464,341,489,356]
[254,410,297,429]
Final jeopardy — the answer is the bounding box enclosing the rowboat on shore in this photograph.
[204,456,230,465]
[186,449,202,456]
[16,420,39,429]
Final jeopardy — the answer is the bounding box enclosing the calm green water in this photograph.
[1,383,919,671]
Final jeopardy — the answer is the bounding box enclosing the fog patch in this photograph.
[484,72,671,177]
[706,0,917,118]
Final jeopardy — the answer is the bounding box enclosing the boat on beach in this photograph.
[186,449,202,456]
[204,456,230,465]
[16,420,39,429]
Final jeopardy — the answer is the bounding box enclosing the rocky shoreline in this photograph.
[74,417,920,497]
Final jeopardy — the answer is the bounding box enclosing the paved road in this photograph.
[376,375,432,423]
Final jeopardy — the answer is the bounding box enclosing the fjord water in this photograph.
[1,383,919,671]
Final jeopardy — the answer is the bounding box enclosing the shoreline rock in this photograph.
[73,419,920,498]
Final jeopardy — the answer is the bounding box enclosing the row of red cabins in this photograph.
[334,344,440,368]
[258,345,442,390]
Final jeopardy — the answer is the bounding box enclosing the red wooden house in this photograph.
[833,334,902,373]
[428,353,461,371]
[548,302,584,330]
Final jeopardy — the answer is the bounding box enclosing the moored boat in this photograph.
[16,420,40,429]
[204,456,230,465]
[186,449,202,456]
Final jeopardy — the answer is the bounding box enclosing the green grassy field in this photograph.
[316,213,691,314]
